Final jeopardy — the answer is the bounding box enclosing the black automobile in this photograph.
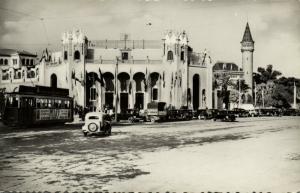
[196,109,219,120]
[258,108,282,117]
[282,108,300,116]
[232,108,249,117]
[114,109,145,123]
[212,110,236,122]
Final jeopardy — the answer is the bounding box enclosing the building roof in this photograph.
[213,62,240,71]
[241,22,254,43]
[0,49,37,57]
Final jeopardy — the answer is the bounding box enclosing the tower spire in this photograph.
[241,22,254,43]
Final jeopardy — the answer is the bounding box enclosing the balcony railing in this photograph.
[85,59,162,65]
[88,40,161,49]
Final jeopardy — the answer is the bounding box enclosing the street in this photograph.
[0,117,300,192]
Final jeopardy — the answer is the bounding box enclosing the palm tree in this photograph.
[254,64,282,84]
[213,73,233,109]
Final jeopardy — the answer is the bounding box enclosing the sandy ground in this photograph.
[0,116,299,192]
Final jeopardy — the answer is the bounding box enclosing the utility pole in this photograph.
[293,81,297,109]
[262,87,265,108]
[238,77,241,108]
[114,57,119,122]
[254,81,257,107]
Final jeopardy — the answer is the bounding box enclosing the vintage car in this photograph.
[212,110,236,122]
[232,108,249,117]
[82,112,112,136]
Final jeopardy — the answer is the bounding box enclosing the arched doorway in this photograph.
[86,72,99,111]
[103,72,114,109]
[150,72,160,101]
[118,72,130,113]
[193,74,200,110]
[50,74,57,88]
[133,72,145,109]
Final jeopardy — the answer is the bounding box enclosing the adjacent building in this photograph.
[0,49,40,93]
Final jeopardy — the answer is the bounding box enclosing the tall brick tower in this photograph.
[241,22,254,96]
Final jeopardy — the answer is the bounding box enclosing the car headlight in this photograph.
[88,123,98,132]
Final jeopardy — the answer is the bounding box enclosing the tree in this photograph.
[213,73,233,109]
[230,79,250,107]
[254,64,282,84]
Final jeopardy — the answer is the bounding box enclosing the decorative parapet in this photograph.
[88,40,161,49]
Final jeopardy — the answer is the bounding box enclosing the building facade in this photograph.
[40,29,213,112]
[0,49,41,93]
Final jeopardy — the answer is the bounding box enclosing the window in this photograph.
[26,59,29,65]
[36,99,41,108]
[122,52,128,60]
[13,59,17,65]
[167,51,173,60]
[4,59,8,65]
[2,72,9,80]
[6,96,19,107]
[22,59,25,65]
[181,51,184,61]
[27,70,35,78]
[152,88,158,101]
[90,86,96,101]
[74,50,80,60]
[64,51,68,60]
[0,59,3,65]
[50,74,57,88]
[14,71,21,79]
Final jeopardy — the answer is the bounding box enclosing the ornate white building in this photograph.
[40,29,213,112]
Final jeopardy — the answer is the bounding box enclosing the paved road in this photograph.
[0,117,299,192]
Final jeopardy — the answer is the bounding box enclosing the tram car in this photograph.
[2,85,73,127]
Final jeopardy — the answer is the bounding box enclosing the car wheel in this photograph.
[128,117,134,123]
[150,117,155,123]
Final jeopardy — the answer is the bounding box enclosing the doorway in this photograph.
[135,93,144,109]
[120,93,128,112]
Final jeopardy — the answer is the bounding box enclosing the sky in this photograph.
[0,0,300,77]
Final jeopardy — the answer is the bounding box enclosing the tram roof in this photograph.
[8,85,70,97]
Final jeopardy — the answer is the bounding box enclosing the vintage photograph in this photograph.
[0,0,299,192]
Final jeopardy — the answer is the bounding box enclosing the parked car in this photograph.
[248,109,259,117]
[232,108,249,117]
[82,112,112,136]
[282,108,300,116]
[258,108,282,116]
[111,109,145,123]
[212,110,236,122]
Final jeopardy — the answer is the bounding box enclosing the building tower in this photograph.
[241,22,254,97]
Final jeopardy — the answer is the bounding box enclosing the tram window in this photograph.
[36,99,41,108]
[58,100,62,108]
[7,96,19,107]
[64,100,70,108]
[41,99,47,108]
[54,100,58,108]
[48,99,52,108]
